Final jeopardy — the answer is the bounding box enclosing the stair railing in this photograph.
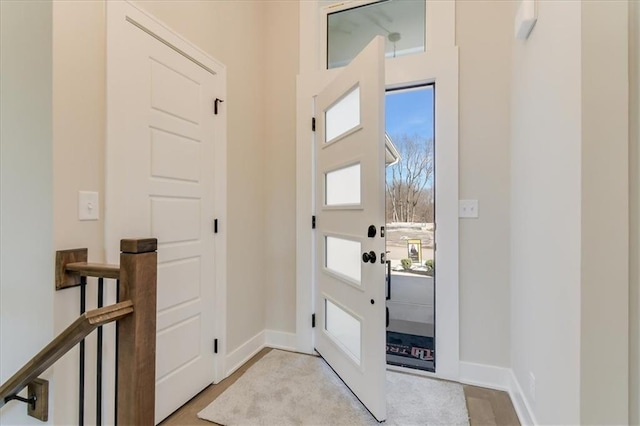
[0,238,157,425]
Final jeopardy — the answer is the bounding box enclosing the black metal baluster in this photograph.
[96,278,104,426]
[114,279,119,426]
[79,276,86,426]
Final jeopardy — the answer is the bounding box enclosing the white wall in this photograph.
[263,2,299,335]
[52,2,107,422]
[511,1,630,423]
[457,0,512,368]
[629,1,640,423]
[580,1,629,423]
[0,1,54,424]
[510,1,583,423]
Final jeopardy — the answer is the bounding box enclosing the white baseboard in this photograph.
[459,361,511,391]
[458,361,537,426]
[225,330,265,377]
[224,330,299,378]
[508,370,537,426]
[264,330,297,351]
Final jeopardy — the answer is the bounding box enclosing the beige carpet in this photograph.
[198,349,469,425]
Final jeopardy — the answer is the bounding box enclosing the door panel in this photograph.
[314,36,386,422]
[108,17,218,423]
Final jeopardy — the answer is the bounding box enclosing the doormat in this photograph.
[197,349,469,425]
[386,331,434,361]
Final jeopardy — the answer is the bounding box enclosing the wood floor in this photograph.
[463,384,520,426]
[160,348,520,426]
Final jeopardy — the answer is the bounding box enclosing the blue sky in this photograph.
[385,86,434,140]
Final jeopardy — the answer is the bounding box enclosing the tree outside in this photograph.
[386,133,434,224]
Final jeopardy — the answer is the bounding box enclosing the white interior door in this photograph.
[314,36,387,421]
[107,8,222,423]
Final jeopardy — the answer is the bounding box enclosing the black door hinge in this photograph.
[214,339,218,354]
[312,215,316,229]
[312,117,316,132]
[312,313,316,328]
[214,219,218,234]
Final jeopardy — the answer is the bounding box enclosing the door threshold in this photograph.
[386,363,439,379]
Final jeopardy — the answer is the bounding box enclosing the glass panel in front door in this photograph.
[325,235,362,284]
[325,298,362,364]
[325,85,360,142]
[325,163,361,206]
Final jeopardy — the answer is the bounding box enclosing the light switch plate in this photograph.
[459,199,479,218]
[78,191,99,221]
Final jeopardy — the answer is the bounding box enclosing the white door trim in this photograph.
[296,0,459,381]
[106,0,228,384]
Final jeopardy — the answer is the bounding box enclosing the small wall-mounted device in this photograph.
[78,191,99,221]
[515,0,537,40]
[459,199,479,219]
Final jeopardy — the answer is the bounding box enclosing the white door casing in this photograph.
[313,36,387,422]
[107,2,227,423]
[297,0,459,381]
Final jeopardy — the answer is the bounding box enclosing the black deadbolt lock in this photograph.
[367,225,377,238]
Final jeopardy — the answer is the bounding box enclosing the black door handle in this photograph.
[386,260,391,301]
[386,307,390,328]
[361,251,377,263]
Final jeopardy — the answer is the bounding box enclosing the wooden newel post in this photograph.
[117,238,157,426]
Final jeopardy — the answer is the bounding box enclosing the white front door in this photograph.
[107,5,224,423]
[314,36,387,422]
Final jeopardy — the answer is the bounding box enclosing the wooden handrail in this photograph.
[0,301,134,408]
[56,249,122,290]
[65,262,120,280]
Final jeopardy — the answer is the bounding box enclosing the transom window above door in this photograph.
[325,0,426,69]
